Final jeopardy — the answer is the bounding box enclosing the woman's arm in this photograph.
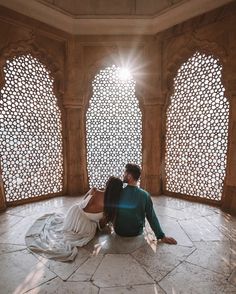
[98,215,108,229]
[98,216,111,233]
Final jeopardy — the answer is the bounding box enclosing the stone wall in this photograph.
[0,6,68,209]
[160,2,236,213]
[64,35,162,195]
[0,6,162,209]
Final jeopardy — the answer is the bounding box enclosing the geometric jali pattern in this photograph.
[165,52,229,200]
[86,65,142,188]
[0,54,63,202]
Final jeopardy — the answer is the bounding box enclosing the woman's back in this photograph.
[83,188,104,214]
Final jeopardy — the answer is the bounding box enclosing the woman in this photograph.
[25,176,123,261]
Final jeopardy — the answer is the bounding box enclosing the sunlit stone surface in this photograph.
[0,195,235,293]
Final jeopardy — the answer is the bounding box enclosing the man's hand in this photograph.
[101,225,112,234]
[161,236,177,244]
[99,216,108,229]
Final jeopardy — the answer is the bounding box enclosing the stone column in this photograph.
[141,102,163,195]
[222,88,236,214]
[222,29,236,214]
[64,38,89,195]
[65,106,88,195]
[0,164,6,211]
[139,37,163,195]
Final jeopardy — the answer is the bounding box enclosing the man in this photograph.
[114,163,177,244]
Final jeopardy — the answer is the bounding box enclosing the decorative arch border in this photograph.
[165,37,228,100]
[83,51,145,112]
[0,39,64,104]
[161,36,231,205]
[0,38,67,206]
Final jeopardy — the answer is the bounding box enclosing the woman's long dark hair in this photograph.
[104,176,123,223]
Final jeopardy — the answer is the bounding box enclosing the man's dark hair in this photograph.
[125,163,141,181]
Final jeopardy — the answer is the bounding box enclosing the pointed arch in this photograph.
[0,44,65,203]
[86,65,142,188]
[164,51,229,201]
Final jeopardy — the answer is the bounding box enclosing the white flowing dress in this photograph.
[25,194,103,261]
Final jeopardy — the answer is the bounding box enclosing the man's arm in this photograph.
[145,195,177,244]
[145,194,165,239]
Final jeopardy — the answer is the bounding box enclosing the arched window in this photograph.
[86,65,142,188]
[0,54,63,202]
[165,52,229,201]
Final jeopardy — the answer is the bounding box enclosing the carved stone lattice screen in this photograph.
[165,52,229,201]
[86,65,142,188]
[0,54,63,202]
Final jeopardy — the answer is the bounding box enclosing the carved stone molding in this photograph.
[83,47,116,106]
[0,38,64,104]
[82,47,147,110]
[165,36,228,99]
[0,0,233,35]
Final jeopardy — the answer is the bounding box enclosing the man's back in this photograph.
[114,185,147,236]
[114,185,164,239]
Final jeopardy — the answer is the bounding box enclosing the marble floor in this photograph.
[0,195,236,294]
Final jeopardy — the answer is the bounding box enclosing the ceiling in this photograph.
[36,0,184,18]
[0,0,233,35]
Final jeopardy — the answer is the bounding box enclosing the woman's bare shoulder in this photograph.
[83,188,104,212]
[96,188,105,194]
[86,188,104,199]
[93,189,104,200]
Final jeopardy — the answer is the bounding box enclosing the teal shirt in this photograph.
[114,185,165,239]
